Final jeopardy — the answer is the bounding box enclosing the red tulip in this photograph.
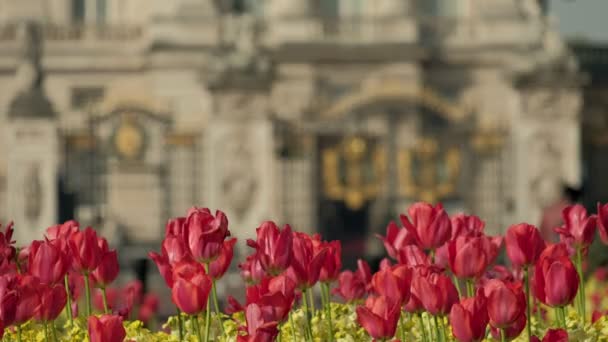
[28,239,70,285]
[356,295,401,340]
[171,261,212,315]
[138,293,160,323]
[450,214,485,239]
[162,235,192,265]
[535,329,568,342]
[397,245,431,267]
[239,254,266,284]
[241,303,280,342]
[0,222,15,264]
[401,202,452,251]
[554,204,597,247]
[70,227,103,273]
[534,252,579,307]
[149,251,173,288]
[88,314,126,342]
[371,264,412,304]
[490,313,526,340]
[411,267,459,316]
[592,310,605,323]
[186,208,230,263]
[247,221,293,276]
[598,203,608,245]
[505,223,546,267]
[0,275,18,326]
[91,250,119,288]
[209,238,237,280]
[448,236,490,279]
[165,217,186,238]
[484,279,525,329]
[318,240,342,283]
[14,275,41,325]
[45,220,79,241]
[356,259,373,291]
[333,270,367,302]
[36,283,67,322]
[377,221,417,260]
[449,290,489,342]
[285,232,328,289]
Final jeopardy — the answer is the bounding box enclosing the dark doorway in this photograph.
[57,176,76,223]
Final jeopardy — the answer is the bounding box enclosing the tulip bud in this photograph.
[91,250,119,288]
[554,205,597,248]
[356,295,401,340]
[70,227,103,273]
[449,290,489,342]
[401,202,452,251]
[209,238,237,280]
[484,279,525,329]
[534,252,579,307]
[505,223,546,267]
[186,208,230,263]
[247,222,293,276]
[88,314,126,342]
[28,239,70,285]
[171,261,212,315]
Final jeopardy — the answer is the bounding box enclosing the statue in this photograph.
[15,21,43,94]
[9,20,55,119]
[206,9,271,86]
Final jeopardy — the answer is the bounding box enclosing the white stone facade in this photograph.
[0,0,582,258]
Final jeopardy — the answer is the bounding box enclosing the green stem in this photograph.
[64,275,73,324]
[466,279,475,298]
[534,297,542,327]
[302,289,314,342]
[417,313,428,342]
[452,273,462,298]
[322,283,335,342]
[83,272,92,316]
[308,289,316,316]
[44,322,50,342]
[17,325,22,342]
[211,280,226,336]
[51,321,58,342]
[289,311,297,342]
[576,246,586,323]
[433,315,443,342]
[439,316,448,342]
[192,315,204,342]
[176,308,184,342]
[524,266,532,340]
[400,314,407,341]
[101,287,110,314]
[501,329,506,342]
[560,306,568,329]
[203,264,211,342]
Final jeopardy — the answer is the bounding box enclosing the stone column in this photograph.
[6,21,59,244]
[6,120,58,243]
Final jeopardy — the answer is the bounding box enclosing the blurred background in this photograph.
[0,0,607,315]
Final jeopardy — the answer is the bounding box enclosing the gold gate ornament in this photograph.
[398,137,460,203]
[322,136,386,210]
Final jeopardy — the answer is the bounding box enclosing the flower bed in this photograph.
[0,203,608,341]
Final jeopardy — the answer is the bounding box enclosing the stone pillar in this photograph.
[513,82,582,225]
[6,21,59,243]
[6,120,58,243]
[203,90,278,258]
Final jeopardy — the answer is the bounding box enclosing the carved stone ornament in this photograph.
[524,88,581,120]
[528,132,562,208]
[219,129,257,220]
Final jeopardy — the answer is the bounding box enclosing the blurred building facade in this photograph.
[0,0,586,267]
